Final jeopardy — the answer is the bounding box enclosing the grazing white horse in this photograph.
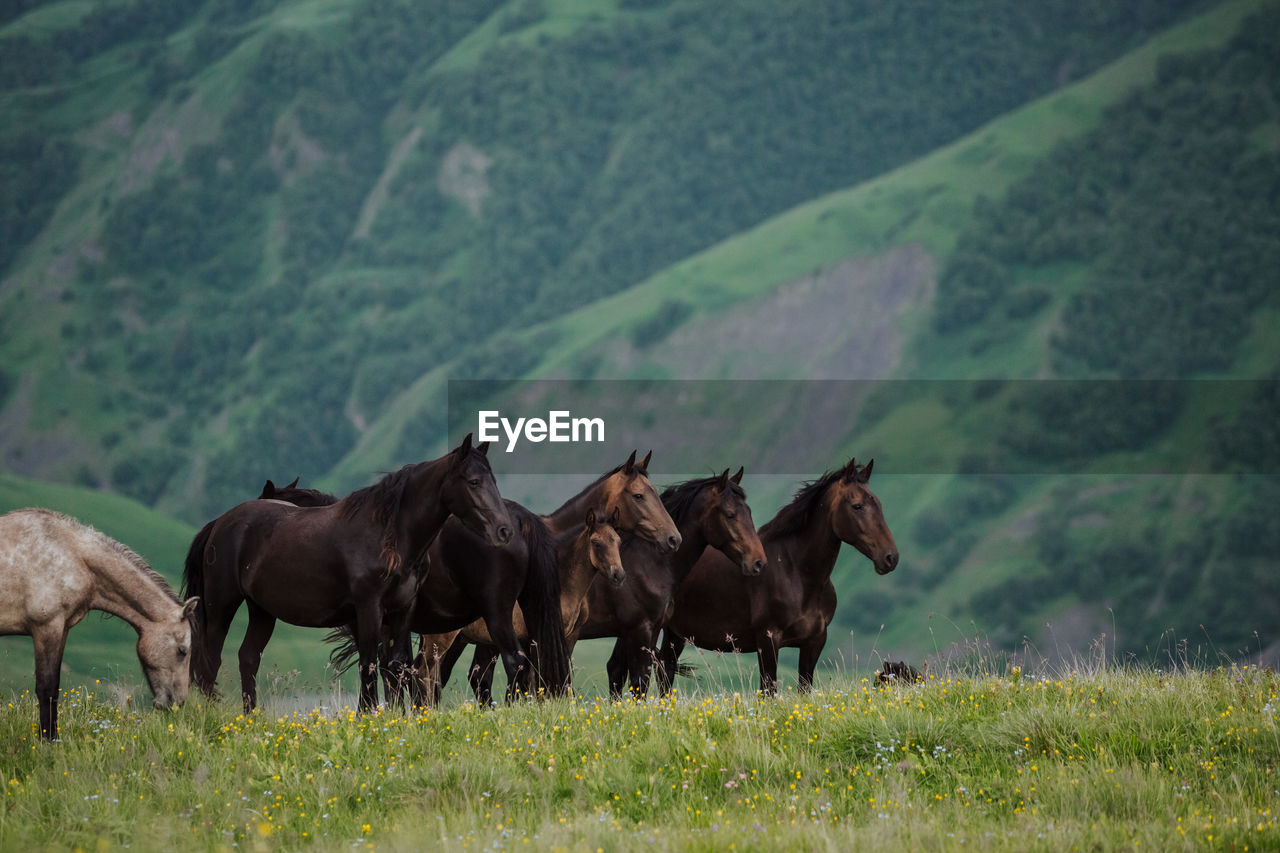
[0,509,198,740]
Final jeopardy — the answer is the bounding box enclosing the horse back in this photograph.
[0,510,97,634]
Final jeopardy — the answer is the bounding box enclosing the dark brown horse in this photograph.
[183,434,512,713]
[412,508,625,705]
[427,451,683,702]
[579,468,768,699]
[657,458,898,695]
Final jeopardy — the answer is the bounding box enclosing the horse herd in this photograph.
[0,434,899,740]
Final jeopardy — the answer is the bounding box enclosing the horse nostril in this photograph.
[753,559,766,574]
[884,552,899,570]
[667,533,681,552]
[497,526,513,544]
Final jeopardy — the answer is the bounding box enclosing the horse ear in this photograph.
[456,432,474,456]
[477,441,491,457]
[182,597,200,620]
[639,450,653,474]
[262,480,276,496]
[286,477,300,489]
[731,467,744,484]
[623,450,637,474]
[717,468,730,489]
[609,506,620,526]
[585,509,598,530]
[858,459,874,483]
[841,457,859,482]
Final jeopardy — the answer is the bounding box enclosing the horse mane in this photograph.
[758,469,845,540]
[548,463,628,516]
[339,464,418,574]
[37,509,181,605]
[661,475,745,524]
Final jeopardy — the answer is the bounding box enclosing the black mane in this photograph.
[660,475,745,524]
[758,469,844,540]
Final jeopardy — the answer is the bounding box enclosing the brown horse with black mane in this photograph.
[657,458,898,696]
[183,434,512,713]
[580,468,767,699]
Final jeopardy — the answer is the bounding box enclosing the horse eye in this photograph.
[724,511,736,520]
[633,493,644,501]
[852,502,864,511]
[468,478,481,487]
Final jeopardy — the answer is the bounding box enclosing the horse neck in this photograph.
[395,459,454,557]
[544,479,611,534]
[82,533,176,630]
[667,503,710,583]
[762,491,842,586]
[556,531,600,620]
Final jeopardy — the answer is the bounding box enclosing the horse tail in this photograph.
[515,508,571,697]
[182,520,218,697]
[324,624,360,675]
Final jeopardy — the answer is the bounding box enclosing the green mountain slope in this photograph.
[0,0,1208,522]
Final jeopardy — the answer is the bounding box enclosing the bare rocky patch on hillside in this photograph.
[651,244,935,380]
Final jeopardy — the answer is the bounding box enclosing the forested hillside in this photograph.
[0,0,1206,519]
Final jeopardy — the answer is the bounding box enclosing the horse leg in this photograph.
[467,644,498,706]
[193,597,242,698]
[31,622,68,740]
[655,633,685,697]
[605,639,628,700]
[409,634,450,710]
[238,602,277,714]
[627,628,659,699]
[353,603,384,714]
[381,614,414,712]
[436,632,468,703]
[797,629,827,693]
[756,633,780,698]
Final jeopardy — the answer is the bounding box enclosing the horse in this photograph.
[577,468,768,699]
[0,509,198,740]
[658,457,899,696]
[182,434,512,713]
[381,507,625,706]
[428,451,683,703]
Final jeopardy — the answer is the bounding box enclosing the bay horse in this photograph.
[580,468,768,699]
[412,450,682,704]
[183,434,512,713]
[657,458,899,696]
[389,508,625,706]
[0,509,198,740]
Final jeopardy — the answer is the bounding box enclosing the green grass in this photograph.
[0,665,1274,851]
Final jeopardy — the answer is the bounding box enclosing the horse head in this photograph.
[445,432,514,548]
[585,507,625,587]
[698,468,767,576]
[137,597,200,710]
[828,458,899,575]
[601,450,682,553]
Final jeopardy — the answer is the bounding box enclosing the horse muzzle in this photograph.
[607,566,626,587]
[875,551,900,575]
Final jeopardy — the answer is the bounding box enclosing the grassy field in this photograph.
[0,663,1275,851]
